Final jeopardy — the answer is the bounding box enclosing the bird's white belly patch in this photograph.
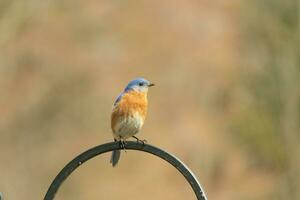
[114,112,144,139]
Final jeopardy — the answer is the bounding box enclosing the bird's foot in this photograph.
[119,140,127,152]
[132,136,147,145]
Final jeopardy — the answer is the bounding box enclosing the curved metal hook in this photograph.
[44,141,207,200]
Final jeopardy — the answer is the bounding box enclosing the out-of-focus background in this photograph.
[0,0,299,199]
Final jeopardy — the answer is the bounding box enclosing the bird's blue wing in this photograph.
[113,93,123,106]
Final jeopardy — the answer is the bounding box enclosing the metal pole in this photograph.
[44,141,207,200]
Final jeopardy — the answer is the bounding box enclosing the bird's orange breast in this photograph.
[111,91,148,133]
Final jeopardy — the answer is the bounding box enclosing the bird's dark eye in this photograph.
[139,82,144,86]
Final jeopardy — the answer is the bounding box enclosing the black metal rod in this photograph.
[44,141,207,200]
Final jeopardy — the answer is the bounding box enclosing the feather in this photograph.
[111,90,148,140]
[110,149,121,167]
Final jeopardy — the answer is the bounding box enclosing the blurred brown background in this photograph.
[0,0,299,199]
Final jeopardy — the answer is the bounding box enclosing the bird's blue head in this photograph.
[124,78,154,93]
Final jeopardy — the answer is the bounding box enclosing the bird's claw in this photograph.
[132,136,147,145]
[119,140,127,149]
[138,139,147,145]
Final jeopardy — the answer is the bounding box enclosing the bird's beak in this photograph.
[148,83,155,87]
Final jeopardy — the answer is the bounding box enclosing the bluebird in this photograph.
[110,78,154,167]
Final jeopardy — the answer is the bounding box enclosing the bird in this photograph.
[110,78,154,167]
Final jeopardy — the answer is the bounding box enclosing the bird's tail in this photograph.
[110,150,121,167]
